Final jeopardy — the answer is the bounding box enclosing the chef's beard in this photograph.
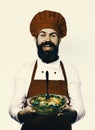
[36,41,59,63]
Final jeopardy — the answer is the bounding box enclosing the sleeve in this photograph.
[9,63,33,123]
[67,65,85,122]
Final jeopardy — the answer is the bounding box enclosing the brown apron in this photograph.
[21,61,71,130]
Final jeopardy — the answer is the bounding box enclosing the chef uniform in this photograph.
[9,58,85,130]
[21,60,71,130]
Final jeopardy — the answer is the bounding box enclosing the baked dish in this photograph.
[27,94,68,115]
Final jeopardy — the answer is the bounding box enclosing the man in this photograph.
[9,10,85,130]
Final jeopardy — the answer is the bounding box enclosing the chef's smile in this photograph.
[42,44,54,51]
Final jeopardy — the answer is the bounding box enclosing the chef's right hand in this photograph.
[18,106,38,123]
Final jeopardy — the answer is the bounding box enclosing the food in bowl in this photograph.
[27,94,68,115]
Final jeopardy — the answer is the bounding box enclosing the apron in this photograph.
[21,61,71,130]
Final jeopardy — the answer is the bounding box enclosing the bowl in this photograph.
[27,94,68,115]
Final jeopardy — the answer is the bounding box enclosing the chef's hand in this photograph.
[18,106,38,123]
[57,106,77,123]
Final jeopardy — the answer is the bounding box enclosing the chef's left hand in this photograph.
[57,106,77,123]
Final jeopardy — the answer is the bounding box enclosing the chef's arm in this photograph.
[57,64,85,124]
[66,65,85,122]
[9,64,32,123]
[68,82,85,122]
[57,83,85,124]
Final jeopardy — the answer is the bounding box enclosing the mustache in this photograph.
[38,41,56,47]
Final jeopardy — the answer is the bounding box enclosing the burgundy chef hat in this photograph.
[30,10,67,38]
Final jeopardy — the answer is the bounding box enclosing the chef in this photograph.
[9,10,85,130]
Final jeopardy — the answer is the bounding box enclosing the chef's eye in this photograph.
[51,33,57,38]
[39,33,46,37]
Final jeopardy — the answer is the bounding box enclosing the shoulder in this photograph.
[60,59,77,72]
[60,59,81,82]
[15,60,37,79]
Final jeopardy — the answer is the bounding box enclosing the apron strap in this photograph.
[32,60,37,81]
[60,61,68,85]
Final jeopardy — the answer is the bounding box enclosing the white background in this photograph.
[0,0,95,129]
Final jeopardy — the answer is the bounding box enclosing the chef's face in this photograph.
[35,28,61,63]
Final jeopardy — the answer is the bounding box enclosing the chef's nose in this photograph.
[45,35,51,42]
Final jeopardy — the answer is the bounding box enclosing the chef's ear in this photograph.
[59,38,61,44]
[34,37,36,43]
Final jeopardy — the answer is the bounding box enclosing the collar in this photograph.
[37,57,61,71]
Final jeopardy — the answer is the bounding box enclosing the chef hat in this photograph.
[30,10,67,38]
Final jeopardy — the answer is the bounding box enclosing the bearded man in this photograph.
[9,10,85,130]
